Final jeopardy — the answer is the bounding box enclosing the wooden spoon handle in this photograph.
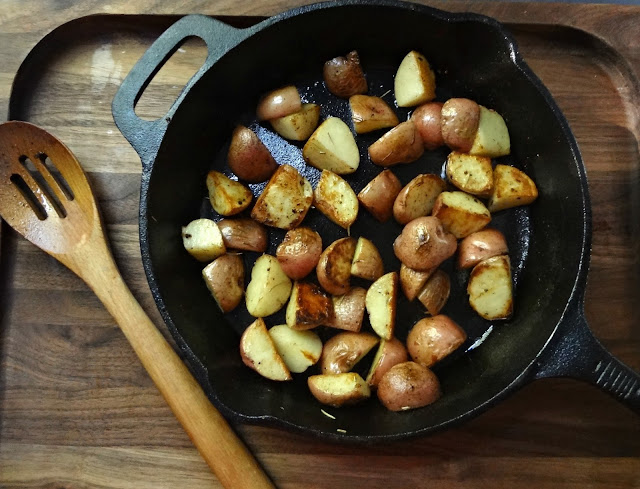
[90,267,276,489]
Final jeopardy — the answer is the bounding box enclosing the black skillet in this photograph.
[111,0,640,442]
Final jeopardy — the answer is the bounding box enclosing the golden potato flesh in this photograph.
[240,318,291,381]
[313,170,359,229]
[445,152,494,198]
[469,105,510,158]
[350,95,399,134]
[394,51,436,107]
[206,170,253,216]
[399,263,436,301]
[350,237,384,281]
[316,237,357,296]
[488,164,538,212]
[270,103,321,141]
[308,372,371,407]
[468,254,513,320]
[365,272,398,340]
[431,191,491,239]
[329,287,367,333]
[285,281,334,330]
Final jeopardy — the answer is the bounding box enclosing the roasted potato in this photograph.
[392,173,446,225]
[245,254,292,317]
[469,105,510,158]
[323,50,368,98]
[417,269,451,316]
[350,237,384,281]
[268,324,322,374]
[303,117,360,174]
[286,281,334,330]
[329,287,367,332]
[201,254,244,313]
[320,331,379,374]
[368,120,424,166]
[432,191,491,239]
[393,216,457,271]
[365,272,398,340]
[445,152,494,198]
[182,218,226,262]
[365,337,408,388]
[270,103,321,141]
[217,218,268,253]
[411,102,444,150]
[357,169,402,222]
[276,227,323,280]
[457,228,508,269]
[251,164,313,230]
[313,170,359,229]
[316,237,357,296]
[399,263,436,301]
[227,125,278,183]
[349,94,399,134]
[206,170,253,216]
[407,315,466,368]
[441,98,480,153]
[240,318,291,381]
[394,50,436,107]
[308,372,371,407]
[487,164,538,212]
[256,85,302,121]
[377,361,441,411]
[468,254,513,320]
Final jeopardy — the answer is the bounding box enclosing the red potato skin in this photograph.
[393,216,457,271]
[357,169,403,222]
[320,332,379,374]
[441,98,480,153]
[202,254,244,313]
[276,227,323,280]
[407,315,467,368]
[411,102,444,150]
[323,51,368,98]
[367,337,408,387]
[377,361,441,411]
[316,237,357,296]
[227,126,278,183]
[256,85,302,121]
[217,218,268,253]
[329,287,367,332]
[457,228,509,269]
[368,120,424,166]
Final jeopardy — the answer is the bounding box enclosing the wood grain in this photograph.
[1,1,640,489]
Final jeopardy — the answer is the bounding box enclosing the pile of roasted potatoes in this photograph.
[181,49,538,412]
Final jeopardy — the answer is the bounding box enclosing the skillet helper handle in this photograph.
[535,301,640,413]
[112,14,247,167]
[88,261,276,489]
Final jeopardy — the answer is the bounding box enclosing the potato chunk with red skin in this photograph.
[406,315,467,368]
[377,361,441,411]
[358,169,402,222]
[276,227,322,280]
[393,216,457,271]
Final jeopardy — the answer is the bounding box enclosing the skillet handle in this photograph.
[534,300,640,413]
[112,15,249,168]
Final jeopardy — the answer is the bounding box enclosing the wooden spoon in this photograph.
[0,121,276,489]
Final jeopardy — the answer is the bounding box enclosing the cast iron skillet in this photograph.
[112,0,640,442]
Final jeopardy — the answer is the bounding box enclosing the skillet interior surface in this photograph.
[141,2,587,440]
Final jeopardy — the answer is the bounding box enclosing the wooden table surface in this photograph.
[1,1,640,488]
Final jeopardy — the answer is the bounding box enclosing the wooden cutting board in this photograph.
[1,1,639,488]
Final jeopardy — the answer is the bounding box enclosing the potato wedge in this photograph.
[399,263,436,301]
[377,362,441,411]
[432,191,491,239]
[469,105,510,158]
[245,254,293,317]
[487,164,539,212]
[368,120,424,166]
[349,94,399,134]
[411,102,444,150]
[350,237,384,281]
[358,169,402,222]
[468,254,513,320]
[182,218,226,262]
[393,216,457,271]
[206,170,253,216]
[392,173,446,225]
[316,237,357,296]
[394,50,436,107]
[323,50,368,98]
[202,254,244,313]
[457,228,508,269]
[308,372,371,407]
[217,218,268,253]
[240,318,291,381]
[251,164,313,230]
[365,272,398,340]
[445,151,494,198]
[329,287,367,332]
[407,315,467,368]
[268,324,322,373]
[365,337,408,388]
[441,98,480,153]
[276,227,323,280]
[227,125,278,183]
[417,269,451,316]
[320,331,379,374]
[286,281,334,330]
[303,117,360,174]
[270,103,321,141]
[313,170,359,229]
[256,85,301,121]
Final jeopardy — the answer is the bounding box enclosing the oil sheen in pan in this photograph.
[198,65,532,373]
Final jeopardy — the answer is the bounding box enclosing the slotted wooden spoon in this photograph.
[0,120,276,489]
